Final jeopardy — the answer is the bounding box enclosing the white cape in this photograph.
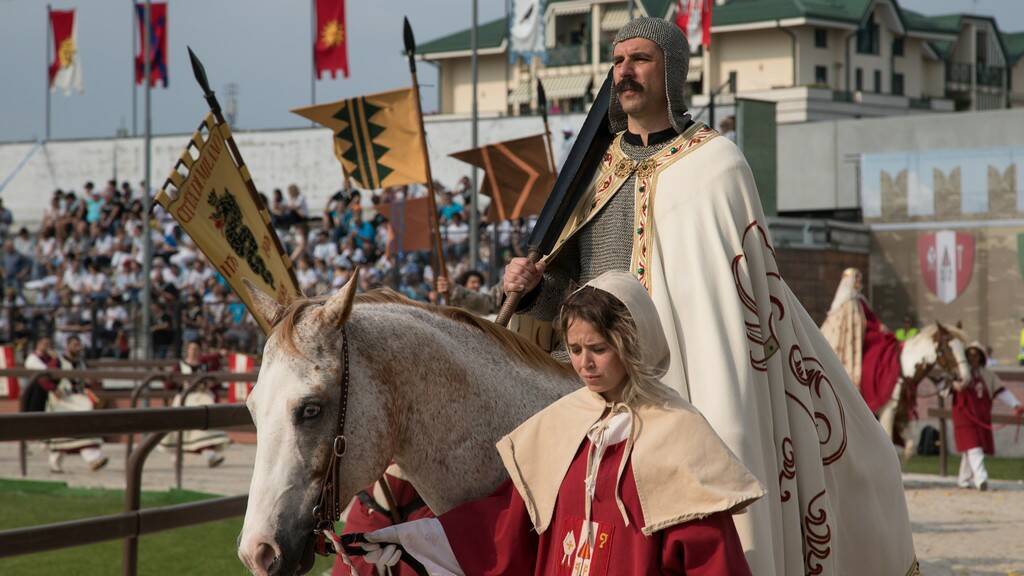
[545,126,917,575]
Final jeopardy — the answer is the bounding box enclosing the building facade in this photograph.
[418,0,1024,124]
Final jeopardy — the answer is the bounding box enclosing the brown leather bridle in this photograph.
[312,326,351,541]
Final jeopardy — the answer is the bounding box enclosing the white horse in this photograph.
[236,276,580,575]
[877,323,969,458]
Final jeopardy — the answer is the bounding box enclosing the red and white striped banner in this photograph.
[0,345,20,399]
[226,353,257,403]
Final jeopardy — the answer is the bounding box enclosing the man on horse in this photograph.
[821,268,903,420]
[502,17,917,576]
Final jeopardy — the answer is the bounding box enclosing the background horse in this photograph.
[877,323,969,459]
[236,276,580,575]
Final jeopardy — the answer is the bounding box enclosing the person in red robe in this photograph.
[332,465,432,576]
[953,342,1023,490]
[348,271,764,575]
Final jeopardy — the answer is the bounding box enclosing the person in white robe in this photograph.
[502,17,917,575]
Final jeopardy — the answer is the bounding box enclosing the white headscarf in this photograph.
[828,267,863,313]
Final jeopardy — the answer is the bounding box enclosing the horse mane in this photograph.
[270,288,575,378]
[918,322,968,343]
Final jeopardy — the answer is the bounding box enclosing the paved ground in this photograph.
[3,442,1023,575]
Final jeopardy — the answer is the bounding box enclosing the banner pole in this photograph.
[404,18,449,289]
[45,4,51,141]
[141,0,153,360]
[310,0,317,126]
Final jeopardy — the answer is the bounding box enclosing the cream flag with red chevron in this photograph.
[0,345,20,398]
[226,353,257,403]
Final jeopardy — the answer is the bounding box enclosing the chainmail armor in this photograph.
[524,137,675,330]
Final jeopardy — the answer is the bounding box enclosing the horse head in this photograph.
[901,322,969,385]
[237,274,392,576]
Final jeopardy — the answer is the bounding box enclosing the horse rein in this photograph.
[312,326,351,540]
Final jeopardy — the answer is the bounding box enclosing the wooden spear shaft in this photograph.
[404,18,449,289]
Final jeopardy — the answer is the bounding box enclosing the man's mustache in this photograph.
[614,78,644,95]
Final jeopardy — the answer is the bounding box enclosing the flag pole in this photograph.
[403,17,449,289]
[537,80,556,174]
[131,0,137,136]
[310,0,317,120]
[140,0,153,362]
[187,47,303,294]
[469,0,479,273]
[45,4,52,141]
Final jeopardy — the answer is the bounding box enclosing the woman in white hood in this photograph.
[353,271,764,575]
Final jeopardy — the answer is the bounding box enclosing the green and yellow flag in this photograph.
[156,113,303,334]
[292,87,428,190]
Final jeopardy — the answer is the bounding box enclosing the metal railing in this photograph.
[0,404,253,574]
[0,368,256,575]
[547,44,591,67]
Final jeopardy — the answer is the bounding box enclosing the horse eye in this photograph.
[301,404,322,419]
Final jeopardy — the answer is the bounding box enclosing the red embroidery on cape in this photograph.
[732,221,784,371]
[787,346,849,464]
[803,490,832,575]
[778,437,796,503]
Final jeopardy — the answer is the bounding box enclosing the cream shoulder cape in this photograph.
[496,387,764,537]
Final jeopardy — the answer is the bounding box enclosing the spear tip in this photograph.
[187,46,212,97]
[403,17,415,56]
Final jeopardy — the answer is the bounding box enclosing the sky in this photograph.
[0,0,1021,144]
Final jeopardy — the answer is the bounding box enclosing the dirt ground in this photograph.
[904,476,1024,576]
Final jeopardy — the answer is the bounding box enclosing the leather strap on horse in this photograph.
[312,327,351,536]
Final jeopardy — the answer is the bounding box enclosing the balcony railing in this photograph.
[947,62,971,84]
[546,44,590,67]
[908,97,931,110]
[832,90,854,102]
[977,65,1004,88]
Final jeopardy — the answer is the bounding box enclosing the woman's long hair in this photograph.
[557,286,679,407]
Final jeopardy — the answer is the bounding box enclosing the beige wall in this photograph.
[922,59,946,98]
[892,37,925,98]
[1012,60,1024,107]
[442,54,509,116]
[794,26,848,88]
[714,28,794,91]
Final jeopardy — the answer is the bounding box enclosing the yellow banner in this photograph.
[156,114,301,334]
[292,87,428,190]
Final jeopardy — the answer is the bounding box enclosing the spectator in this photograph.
[312,230,339,263]
[283,184,309,226]
[439,191,463,222]
[446,212,470,259]
[0,198,13,240]
[2,239,30,290]
[151,302,176,359]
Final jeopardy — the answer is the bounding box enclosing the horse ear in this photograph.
[322,266,359,327]
[243,278,284,328]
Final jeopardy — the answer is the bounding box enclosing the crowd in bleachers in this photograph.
[0,177,532,357]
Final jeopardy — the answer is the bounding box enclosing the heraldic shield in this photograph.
[917,230,975,304]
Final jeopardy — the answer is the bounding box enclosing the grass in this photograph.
[0,478,336,575]
[903,455,1024,481]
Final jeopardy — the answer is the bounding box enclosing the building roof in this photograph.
[418,17,507,55]
[417,1,1018,62]
[1005,31,1024,64]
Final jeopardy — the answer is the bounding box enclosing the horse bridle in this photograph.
[312,327,351,539]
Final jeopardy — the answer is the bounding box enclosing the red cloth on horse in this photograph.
[332,473,433,576]
[952,375,995,454]
[858,300,904,413]
[437,440,750,575]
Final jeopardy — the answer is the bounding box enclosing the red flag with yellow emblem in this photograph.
[315,0,349,79]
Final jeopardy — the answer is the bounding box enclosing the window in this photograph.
[855,67,863,91]
[815,28,828,48]
[728,71,738,93]
[856,20,880,55]
[892,73,904,95]
[977,31,988,65]
[873,69,881,93]
[892,37,904,57]
[815,65,828,85]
